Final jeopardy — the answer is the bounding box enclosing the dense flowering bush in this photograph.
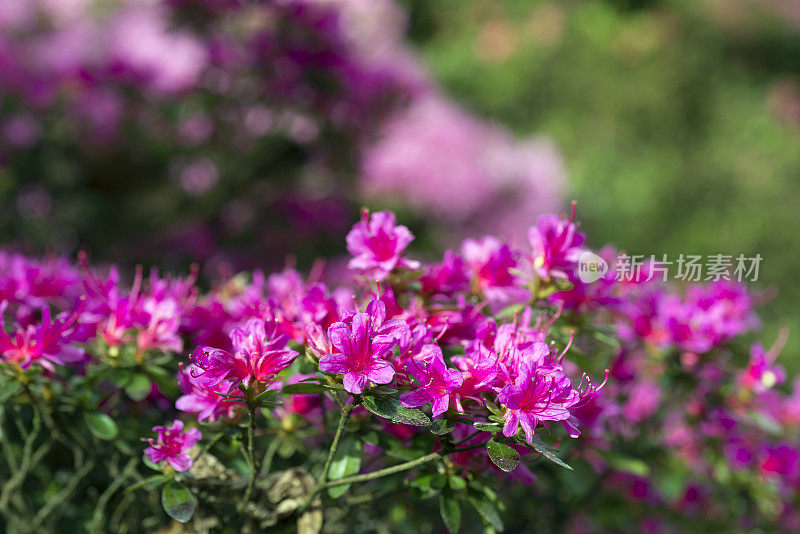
[0,207,797,532]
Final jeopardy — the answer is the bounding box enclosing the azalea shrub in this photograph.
[0,207,797,533]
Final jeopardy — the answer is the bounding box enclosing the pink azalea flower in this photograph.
[318,300,408,394]
[401,344,464,417]
[621,379,661,423]
[420,250,470,296]
[0,302,85,372]
[346,209,420,281]
[758,444,800,481]
[499,360,584,443]
[267,268,339,341]
[527,204,585,280]
[189,318,298,386]
[451,342,501,404]
[136,297,183,353]
[144,419,202,472]
[740,343,785,393]
[659,281,757,353]
[461,236,530,310]
[175,363,236,422]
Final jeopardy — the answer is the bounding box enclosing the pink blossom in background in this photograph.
[1,114,41,149]
[360,95,565,239]
[740,343,785,394]
[621,379,661,423]
[109,6,206,94]
[360,96,499,218]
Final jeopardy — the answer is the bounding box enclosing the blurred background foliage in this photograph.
[400,0,800,369]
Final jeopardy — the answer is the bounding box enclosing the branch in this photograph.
[319,452,440,491]
[88,457,138,534]
[31,458,96,529]
[317,440,490,492]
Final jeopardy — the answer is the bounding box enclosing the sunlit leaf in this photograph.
[439,489,461,534]
[161,481,196,523]
[327,437,362,498]
[486,441,520,472]
[362,395,431,427]
[84,411,118,441]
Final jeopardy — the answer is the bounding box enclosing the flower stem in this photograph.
[301,402,353,511]
[320,403,353,487]
[243,406,257,504]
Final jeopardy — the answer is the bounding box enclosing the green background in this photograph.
[401,0,800,370]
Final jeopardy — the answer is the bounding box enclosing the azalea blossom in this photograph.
[175,363,237,422]
[420,250,470,296]
[346,209,420,281]
[0,302,85,371]
[318,300,409,394]
[527,203,585,280]
[740,343,785,393]
[400,344,463,417]
[658,281,756,353]
[461,236,530,310]
[144,419,202,472]
[136,297,183,353]
[188,318,298,387]
[499,360,585,443]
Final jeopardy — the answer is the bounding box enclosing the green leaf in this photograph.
[484,401,503,418]
[84,411,118,441]
[363,386,398,397]
[486,441,520,473]
[214,391,246,401]
[253,389,282,408]
[125,474,169,493]
[606,454,649,477]
[430,474,448,490]
[449,476,467,491]
[472,422,501,433]
[143,454,162,472]
[282,383,327,395]
[410,474,433,493]
[439,490,461,534]
[145,364,169,378]
[327,437,362,498]
[529,436,572,470]
[0,381,22,403]
[161,481,196,523]
[430,418,456,435]
[362,395,431,427]
[469,495,504,531]
[124,374,152,402]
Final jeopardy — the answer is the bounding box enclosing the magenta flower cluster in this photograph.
[177,319,298,421]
